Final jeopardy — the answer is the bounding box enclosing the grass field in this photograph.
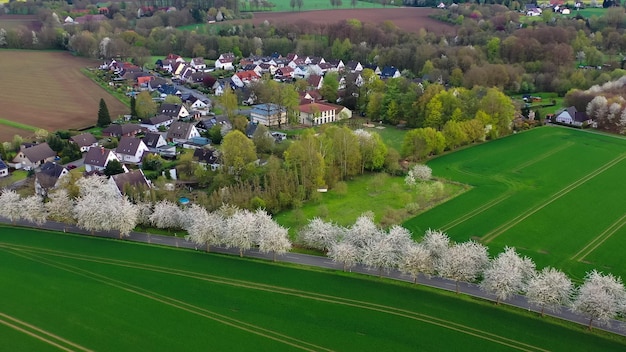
[0,50,128,143]
[241,0,387,12]
[275,173,467,237]
[1,226,625,350]
[404,126,626,282]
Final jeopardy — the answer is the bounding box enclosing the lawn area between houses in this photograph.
[275,173,468,239]
[0,226,624,351]
[404,126,626,282]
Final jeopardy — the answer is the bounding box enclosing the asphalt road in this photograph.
[1,217,625,337]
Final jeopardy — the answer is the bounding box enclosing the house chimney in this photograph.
[101,147,105,155]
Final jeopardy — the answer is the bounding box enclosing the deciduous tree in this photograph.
[0,189,22,224]
[149,200,183,232]
[399,243,434,284]
[480,247,536,304]
[223,208,257,257]
[437,240,489,294]
[45,189,75,229]
[571,270,626,330]
[221,130,257,177]
[255,209,292,261]
[184,204,225,252]
[527,267,573,317]
[21,195,47,225]
[328,241,359,272]
[298,217,344,252]
[136,91,157,119]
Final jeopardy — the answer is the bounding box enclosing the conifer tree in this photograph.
[97,98,111,127]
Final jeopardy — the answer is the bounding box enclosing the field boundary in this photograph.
[482,153,626,243]
[0,118,39,132]
[0,311,92,352]
[570,213,626,262]
[511,142,574,173]
[2,242,550,351]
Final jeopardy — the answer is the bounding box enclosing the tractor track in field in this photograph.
[481,153,626,244]
[571,213,626,262]
[0,243,550,352]
[0,311,93,352]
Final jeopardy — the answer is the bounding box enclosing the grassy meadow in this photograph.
[1,226,625,351]
[240,0,387,12]
[404,126,626,282]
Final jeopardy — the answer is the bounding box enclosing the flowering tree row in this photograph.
[298,215,626,331]
[0,177,291,261]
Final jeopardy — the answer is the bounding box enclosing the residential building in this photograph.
[84,147,123,173]
[166,121,201,144]
[0,158,8,177]
[250,103,287,127]
[12,143,56,170]
[35,162,69,196]
[69,133,98,153]
[102,124,142,138]
[110,169,151,196]
[115,137,150,164]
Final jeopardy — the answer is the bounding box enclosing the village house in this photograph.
[0,158,8,177]
[250,103,288,127]
[159,103,190,120]
[84,147,124,173]
[115,137,150,164]
[190,57,207,71]
[69,133,98,153]
[166,121,201,144]
[35,162,69,197]
[231,70,260,88]
[298,102,351,126]
[141,114,175,132]
[554,107,593,127]
[142,132,176,158]
[193,148,220,171]
[12,143,56,170]
[110,169,151,196]
[102,124,142,138]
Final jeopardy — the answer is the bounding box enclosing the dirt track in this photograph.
[249,8,456,35]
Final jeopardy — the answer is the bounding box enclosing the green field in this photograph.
[1,226,625,350]
[404,126,626,282]
[241,0,387,12]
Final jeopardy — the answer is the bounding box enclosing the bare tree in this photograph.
[527,267,573,317]
[571,270,626,330]
[480,247,535,304]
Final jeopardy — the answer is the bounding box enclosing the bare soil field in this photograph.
[249,8,455,35]
[0,15,42,30]
[0,50,127,142]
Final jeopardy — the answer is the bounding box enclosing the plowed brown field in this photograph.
[249,8,455,35]
[0,51,128,142]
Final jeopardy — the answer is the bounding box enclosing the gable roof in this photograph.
[308,75,322,87]
[84,147,115,167]
[299,102,337,114]
[235,70,260,81]
[159,103,183,117]
[144,114,174,125]
[0,158,7,170]
[167,121,196,140]
[116,136,146,156]
[102,123,142,136]
[70,133,97,147]
[20,143,56,163]
[36,162,67,189]
[193,148,219,164]
[250,103,284,116]
[111,169,150,194]
[142,132,166,148]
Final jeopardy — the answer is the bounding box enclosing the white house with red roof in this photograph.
[231,70,260,88]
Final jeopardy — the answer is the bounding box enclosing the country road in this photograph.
[1,217,625,337]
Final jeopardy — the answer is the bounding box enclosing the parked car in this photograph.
[67,164,77,170]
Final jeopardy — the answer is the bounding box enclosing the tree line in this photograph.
[2,181,625,331]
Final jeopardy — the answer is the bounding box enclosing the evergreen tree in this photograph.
[97,98,112,127]
[130,96,137,118]
[104,159,125,176]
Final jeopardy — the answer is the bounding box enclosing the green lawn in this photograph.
[0,118,39,132]
[404,126,626,281]
[275,172,467,238]
[0,226,624,350]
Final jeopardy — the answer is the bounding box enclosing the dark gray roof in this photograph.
[145,114,173,125]
[111,169,150,194]
[70,133,97,147]
[0,158,7,170]
[116,136,145,156]
[167,121,195,140]
[36,162,67,190]
[84,147,114,167]
[20,143,56,163]
[193,148,218,164]
[102,124,142,136]
[142,133,165,148]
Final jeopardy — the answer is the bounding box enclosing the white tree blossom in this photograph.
[223,208,257,257]
[74,176,121,234]
[586,95,608,127]
[0,189,22,224]
[571,270,626,330]
[343,212,383,251]
[405,164,432,187]
[184,204,225,252]
[135,201,153,229]
[399,243,434,284]
[437,240,489,293]
[0,28,7,47]
[45,189,75,229]
[115,197,139,238]
[421,228,450,268]
[526,267,573,317]
[480,246,536,304]
[20,195,47,225]
[255,209,291,261]
[361,236,397,277]
[328,241,359,272]
[149,200,183,232]
[298,217,344,252]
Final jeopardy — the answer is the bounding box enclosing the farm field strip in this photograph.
[510,141,574,173]
[440,191,513,232]
[570,213,626,262]
[481,153,626,243]
[0,312,92,352]
[0,242,550,351]
[1,246,331,352]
